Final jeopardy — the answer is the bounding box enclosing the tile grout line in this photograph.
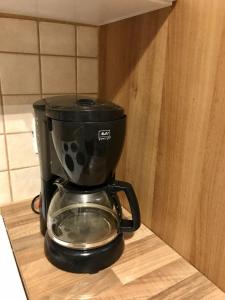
[1,93,97,96]
[75,24,78,96]
[0,164,39,173]
[2,94,40,97]
[76,55,99,59]
[0,50,98,59]
[36,20,43,99]
[97,27,100,97]
[8,165,40,172]
[1,131,33,135]
[0,80,13,202]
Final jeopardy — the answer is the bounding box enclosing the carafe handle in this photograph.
[109,180,141,232]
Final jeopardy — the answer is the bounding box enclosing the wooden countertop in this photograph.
[1,200,225,300]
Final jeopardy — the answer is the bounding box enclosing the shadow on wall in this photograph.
[99,6,173,105]
[98,7,173,220]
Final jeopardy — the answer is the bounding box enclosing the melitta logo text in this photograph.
[98,130,111,141]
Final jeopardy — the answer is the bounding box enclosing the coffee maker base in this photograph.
[44,233,124,273]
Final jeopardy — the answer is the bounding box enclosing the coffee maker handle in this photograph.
[110,180,141,232]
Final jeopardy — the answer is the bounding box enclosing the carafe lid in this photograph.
[37,95,125,122]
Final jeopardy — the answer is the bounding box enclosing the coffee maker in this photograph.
[33,95,140,273]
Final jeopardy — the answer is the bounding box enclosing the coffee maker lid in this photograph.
[43,95,125,122]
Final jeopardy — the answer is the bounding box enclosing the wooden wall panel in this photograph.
[99,0,225,291]
[99,8,170,224]
[152,0,225,289]
[195,31,225,288]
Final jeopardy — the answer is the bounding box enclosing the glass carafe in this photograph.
[47,181,140,250]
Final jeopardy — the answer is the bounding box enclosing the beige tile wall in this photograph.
[0,17,99,205]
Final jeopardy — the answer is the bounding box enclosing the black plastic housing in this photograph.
[33,95,141,273]
[33,96,126,232]
[45,233,124,273]
[51,118,126,186]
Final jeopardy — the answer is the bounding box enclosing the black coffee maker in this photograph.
[33,95,140,273]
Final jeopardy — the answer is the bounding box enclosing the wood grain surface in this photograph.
[152,0,225,290]
[2,200,225,300]
[99,7,170,223]
[99,0,225,292]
